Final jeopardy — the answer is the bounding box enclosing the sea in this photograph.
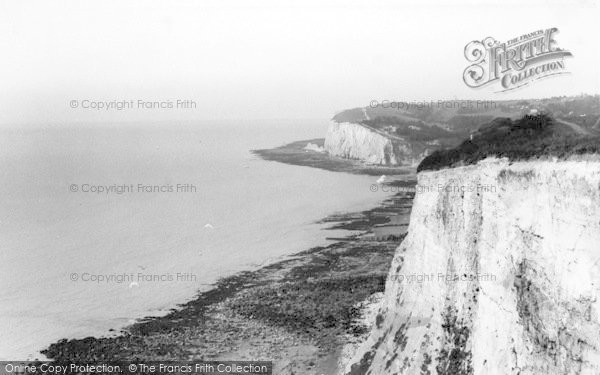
[0,119,391,359]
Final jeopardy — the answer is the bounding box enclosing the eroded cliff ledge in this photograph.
[347,157,600,374]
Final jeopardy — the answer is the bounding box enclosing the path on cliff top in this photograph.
[555,118,592,135]
[593,116,600,131]
[359,122,407,142]
[358,109,409,142]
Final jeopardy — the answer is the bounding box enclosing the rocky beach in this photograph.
[41,145,416,375]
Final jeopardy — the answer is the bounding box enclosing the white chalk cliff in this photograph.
[324,121,415,166]
[347,157,600,375]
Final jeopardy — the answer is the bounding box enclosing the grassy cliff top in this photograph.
[418,114,600,172]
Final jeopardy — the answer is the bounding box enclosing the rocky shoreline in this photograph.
[42,147,416,375]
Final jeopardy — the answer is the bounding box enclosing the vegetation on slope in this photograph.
[418,114,600,172]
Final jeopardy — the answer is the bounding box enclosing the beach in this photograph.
[40,139,417,374]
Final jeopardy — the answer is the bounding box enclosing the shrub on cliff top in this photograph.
[418,114,600,172]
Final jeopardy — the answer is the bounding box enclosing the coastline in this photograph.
[252,138,414,176]
[42,144,416,374]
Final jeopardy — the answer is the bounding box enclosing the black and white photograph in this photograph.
[1,0,599,374]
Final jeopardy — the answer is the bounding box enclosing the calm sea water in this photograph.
[0,120,390,359]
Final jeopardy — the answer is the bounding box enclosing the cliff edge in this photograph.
[346,116,600,374]
[324,121,416,166]
[348,157,600,374]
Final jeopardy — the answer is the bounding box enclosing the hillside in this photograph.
[419,114,600,172]
[326,95,600,167]
[333,95,600,135]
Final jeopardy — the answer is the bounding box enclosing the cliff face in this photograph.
[348,157,600,375]
[324,121,416,166]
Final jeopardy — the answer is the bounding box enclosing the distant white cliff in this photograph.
[347,157,600,374]
[324,121,416,166]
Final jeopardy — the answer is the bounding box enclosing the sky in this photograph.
[0,0,598,125]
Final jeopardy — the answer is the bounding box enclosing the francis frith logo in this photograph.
[463,28,572,92]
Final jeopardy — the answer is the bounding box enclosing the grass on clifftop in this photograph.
[418,114,600,172]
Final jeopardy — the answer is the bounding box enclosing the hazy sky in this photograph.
[0,0,598,124]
